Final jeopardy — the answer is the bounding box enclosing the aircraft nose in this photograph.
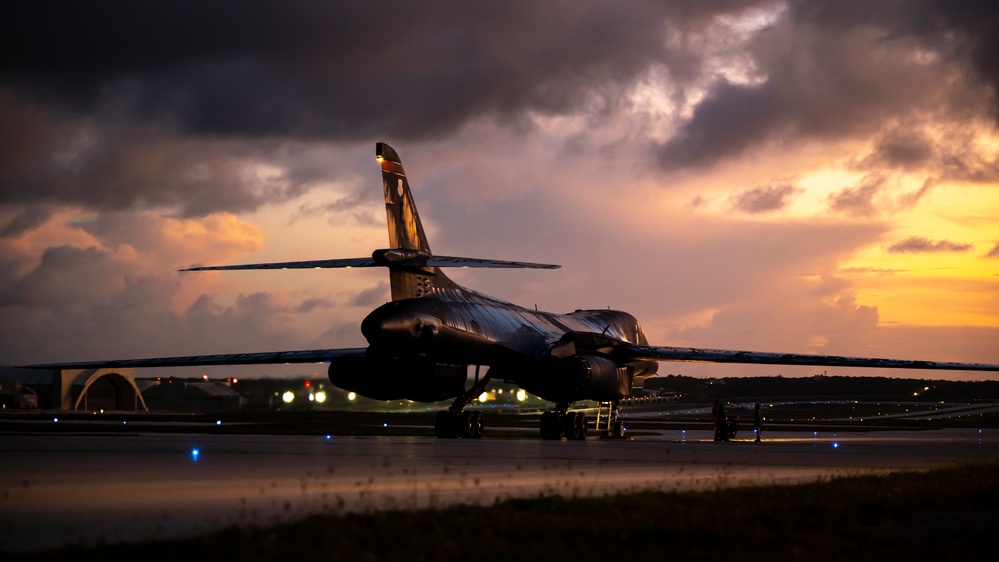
[361,306,440,349]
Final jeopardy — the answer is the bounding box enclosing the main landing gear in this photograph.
[435,368,489,439]
[540,403,588,440]
[435,408,484,439]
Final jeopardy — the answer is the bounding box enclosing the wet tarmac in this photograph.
[1,427,996,551]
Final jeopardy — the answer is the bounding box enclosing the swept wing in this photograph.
[621,344,999,373]
[28,348,367,370]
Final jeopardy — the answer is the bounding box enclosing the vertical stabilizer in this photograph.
[376,142,455,300]
[377,142,431,253]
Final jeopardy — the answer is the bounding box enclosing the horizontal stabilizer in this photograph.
[622,344,999,372]
[418,255,559,269]
[27,348,367,370]
[181,259,376,271]
[182,248,559,272]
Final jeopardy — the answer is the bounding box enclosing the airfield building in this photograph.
[0,366,147,411]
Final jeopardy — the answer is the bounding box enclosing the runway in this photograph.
[1,428,996,552]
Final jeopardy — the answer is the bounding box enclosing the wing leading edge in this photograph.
[181,249,560,272]
[622,344,999,373]
[27,348,367,371]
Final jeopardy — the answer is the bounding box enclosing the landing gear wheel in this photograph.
[435,411,458,438]
[563,411,588,441]
[459,411,484,439]
[540,411,562,440]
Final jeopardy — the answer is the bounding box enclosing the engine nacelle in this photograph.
[328,350,465,402]
[558,354,632,401]
[508,354,633,403]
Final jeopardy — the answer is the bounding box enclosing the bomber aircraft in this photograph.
[32,143,999,439]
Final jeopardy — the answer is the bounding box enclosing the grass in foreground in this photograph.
[17,460,999,561]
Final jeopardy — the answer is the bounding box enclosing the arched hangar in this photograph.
[0,367,148,411]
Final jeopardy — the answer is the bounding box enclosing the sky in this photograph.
[1,1,998,381]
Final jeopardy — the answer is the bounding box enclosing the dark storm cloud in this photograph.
[870,128,935,170]
[0,112,314,216]
[4,1,996,214]
[0,245,116,306]
[0,205,51,238]
[887,236,973,254]
[1,1,684,140]
[804,0,999,117]
[657,0,999,170]
[857,124,999,184]
[730,181,801,213]
[826,175,886,218]
[1,1,764,215]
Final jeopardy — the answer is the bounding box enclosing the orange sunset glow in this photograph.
[1,2,997,380]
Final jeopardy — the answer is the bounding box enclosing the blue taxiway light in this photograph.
[216,420,222,426]
[191,448,200,461]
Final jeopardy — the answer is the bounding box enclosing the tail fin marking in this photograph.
[378,142,431,254]
[377,142,454,301]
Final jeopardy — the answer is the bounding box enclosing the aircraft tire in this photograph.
[435,411,459,438]
[460,410,484,439]
[563,411,587,441]
[540,411,562,440]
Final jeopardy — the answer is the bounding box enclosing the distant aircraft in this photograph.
[32,143,999,439]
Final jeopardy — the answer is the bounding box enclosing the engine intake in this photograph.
[558,355,632,401]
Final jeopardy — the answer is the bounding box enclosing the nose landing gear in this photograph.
[435,367,490,439]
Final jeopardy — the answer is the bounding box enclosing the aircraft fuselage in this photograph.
[348,284,658,403]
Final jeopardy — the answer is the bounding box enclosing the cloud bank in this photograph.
[1,1,997,378]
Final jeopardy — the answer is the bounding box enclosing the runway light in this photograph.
[216,420,222,426]
[326,434,332,440]
[383,423,388,428]
[53,417,58,423]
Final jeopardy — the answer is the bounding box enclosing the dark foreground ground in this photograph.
[10,460,997,561]
[3,399,997,560]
